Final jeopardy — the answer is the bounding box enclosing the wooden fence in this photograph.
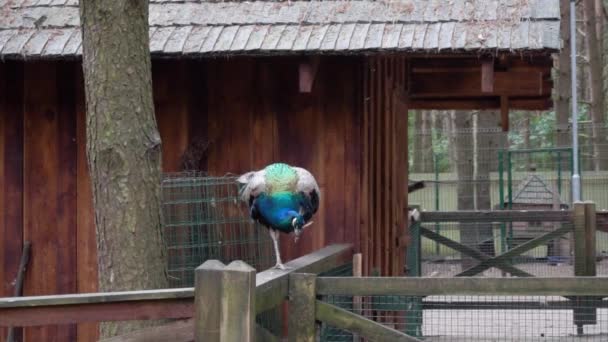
[1,204,606,341]
[414,202,598,278]
[0,244,353,342]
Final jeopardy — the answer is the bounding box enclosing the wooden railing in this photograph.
[302,276,608,342]
[0,244,353,342]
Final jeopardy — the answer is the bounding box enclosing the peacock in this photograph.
[237,163,320,270]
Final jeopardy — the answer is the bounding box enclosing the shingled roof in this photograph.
[0,0,560,59]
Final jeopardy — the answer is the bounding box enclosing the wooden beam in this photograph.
[481,60,494,93]
[0,299,193,327]
[316,277,608,296]
[255,243,353,314]
[419,210,572,223]
[408,97,552,110]
[0,288,193,309]
[501,95,509,131]
[299,57,320,93]
[410,70,546,97]
[315,301,422,342]
[419,227,533,277]
[457,225,573,277]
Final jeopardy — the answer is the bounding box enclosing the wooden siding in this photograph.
[0,55,409,341]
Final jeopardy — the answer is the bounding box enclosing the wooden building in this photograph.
[0,0,560,341]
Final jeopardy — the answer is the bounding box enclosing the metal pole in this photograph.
[570,0,581,201]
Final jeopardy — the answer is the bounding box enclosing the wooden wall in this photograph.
[0,55,409,341]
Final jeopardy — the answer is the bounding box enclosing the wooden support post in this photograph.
[583,201,597,276]
[195,260,256,342]
[573,202,598,333]
[299,57,320,93]
[500,95,509,131]
[352,254,363,342]
[573,202,587,277]
[288,273,316,342]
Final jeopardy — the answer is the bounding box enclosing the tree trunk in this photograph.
[453,111,477,270]
[412,110,423,172]
[79,0,168,338]
[584,0,607,170]
[556,0,572,152]
[474,111,498,259]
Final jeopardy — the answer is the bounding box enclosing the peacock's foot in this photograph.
[274,263,291,270]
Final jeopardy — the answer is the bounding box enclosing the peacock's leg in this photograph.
[269,229,287,270]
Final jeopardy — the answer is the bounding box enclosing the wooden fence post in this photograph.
[288,273,316,342]
[194,260,256,342]
[195,260,225,342]
[573,201,597,334]
[221,261,257,341]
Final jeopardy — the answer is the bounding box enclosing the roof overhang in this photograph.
[0,0,561,59]
[406,53,554,129]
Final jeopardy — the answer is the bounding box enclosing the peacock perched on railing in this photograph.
[237,163,320,270]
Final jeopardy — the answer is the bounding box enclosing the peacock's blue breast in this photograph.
[254,192,302,232]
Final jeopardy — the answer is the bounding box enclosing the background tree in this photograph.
[583,0,607,170]
[79,0,168,337]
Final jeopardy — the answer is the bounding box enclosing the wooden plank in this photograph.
[315,300,422,342]
[0,300,193,327]
[457,224,573,277]
[419,227,533,277]
[56,61,78,342]
[255,243,352,314]
[75,61,99,342]
[0,60,24,342]
[481,60,494,93]
[0,288,194,308]
[422,300,608,310]
[321,57,346,247]
[23,60,76,341]
[420,210,572,222]
[361,58,370,276]
[316,277,608,296]
[344,59,361,258]
[288,273,316,342]
[410,70,546,97]
[373,57,381,275]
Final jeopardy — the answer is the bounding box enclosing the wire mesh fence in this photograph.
[321,295,608,341]
[412,220,577,278]
[409,122,608,212]
[160,171,274,288]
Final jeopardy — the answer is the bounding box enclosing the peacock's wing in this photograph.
[237,169,266,203]
[293,167,320,196]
